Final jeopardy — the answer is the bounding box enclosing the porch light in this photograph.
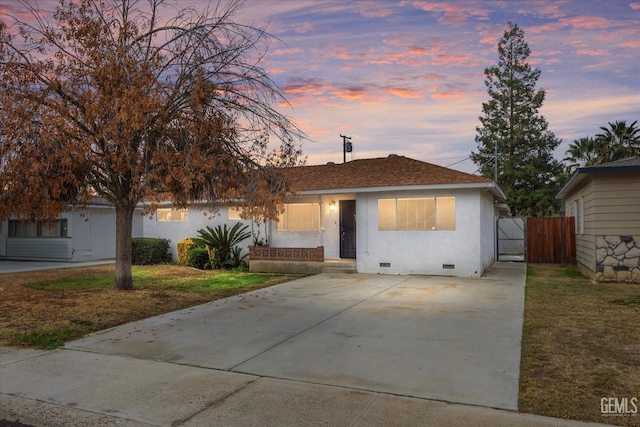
[329,201,336,212]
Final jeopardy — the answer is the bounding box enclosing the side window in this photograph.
[157,208,188,222]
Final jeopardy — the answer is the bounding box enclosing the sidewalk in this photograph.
[1,347,611,427]
[0,259,114,274]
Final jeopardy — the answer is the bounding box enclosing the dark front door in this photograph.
[339,200,356,259]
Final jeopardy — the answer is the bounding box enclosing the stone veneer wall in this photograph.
[596,235,640,283]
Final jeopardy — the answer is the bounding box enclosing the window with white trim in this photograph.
[277,203,321,231]
[574,197,584,235]
[8,219,68,238]
[378,197,455,230]
[156,208,188,222]
[227,207,243,220]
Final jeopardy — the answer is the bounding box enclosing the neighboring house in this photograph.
[0,199,144,262]
[557,157,640,283]
[252,155,505,277]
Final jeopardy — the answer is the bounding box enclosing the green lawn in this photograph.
[28,266,281,292]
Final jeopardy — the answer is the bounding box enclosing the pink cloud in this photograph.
[411,1,490,25]
[517,3,565,19]
[332,86,371,101]
[576,48,607,56]
[432,53,479,67]
[530,15,617,33]
[620,40,640,48]
[356,2,396,18]
[383,34,417,47]
[329,45,353,61]
[272,47,302,56]
[630,3,640,10]
[414,73,446,81]
[383,87,423,99]
[431,91,464,99]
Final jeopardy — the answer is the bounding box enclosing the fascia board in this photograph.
[297,182,506,199]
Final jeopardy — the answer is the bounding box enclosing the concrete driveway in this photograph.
[64,263,526,410]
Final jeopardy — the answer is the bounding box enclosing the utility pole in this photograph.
[494,140,498,183]
[340,134,352,163]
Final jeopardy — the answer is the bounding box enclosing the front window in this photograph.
[277,203,321,231]
[8,219,68,238]
[157,208,188,222]
[378,197,455,231]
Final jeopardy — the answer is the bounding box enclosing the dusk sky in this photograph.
[239,0,640,173]
[5,1,640,174]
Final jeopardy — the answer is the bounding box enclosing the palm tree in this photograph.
[563,136,597,173]
[595,120,640,162]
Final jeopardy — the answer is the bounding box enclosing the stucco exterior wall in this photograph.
[480,191,497,272]
[142,205,254,261]
[356,188,485,277]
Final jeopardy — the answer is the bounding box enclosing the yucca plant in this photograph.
[193,223,251,269]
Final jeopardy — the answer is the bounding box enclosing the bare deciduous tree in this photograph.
[0,0,305,289]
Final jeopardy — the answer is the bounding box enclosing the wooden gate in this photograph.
[526,217,576,264]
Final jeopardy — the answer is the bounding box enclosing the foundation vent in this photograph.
[442,264,455,269]
[379,262,391,267]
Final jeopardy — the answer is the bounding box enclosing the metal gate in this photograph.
[497,217,525,262]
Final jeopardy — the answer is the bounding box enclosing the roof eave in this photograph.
[296,182,506,199]
[556,165,640,199]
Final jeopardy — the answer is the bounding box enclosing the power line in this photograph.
[444,157,471,167]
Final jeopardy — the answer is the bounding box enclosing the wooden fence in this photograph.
[526,217,576,264]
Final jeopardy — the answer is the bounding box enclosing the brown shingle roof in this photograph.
[286,156,491,192]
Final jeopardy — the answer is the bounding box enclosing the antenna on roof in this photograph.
[340,134,352,163]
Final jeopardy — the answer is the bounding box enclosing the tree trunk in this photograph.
[114,203,135,290]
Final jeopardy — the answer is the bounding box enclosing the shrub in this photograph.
[193,223,251,269]
[177,238,203,265]
[132,238,171,265]
[187,247,210,270]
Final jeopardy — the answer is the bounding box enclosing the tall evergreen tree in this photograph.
[471,23,563,217]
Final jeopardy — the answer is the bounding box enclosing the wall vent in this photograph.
[380,262,391,267]
[442,264,455,269]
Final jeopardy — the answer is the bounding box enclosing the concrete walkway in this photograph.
[0,259,114,274]
[0,264,611,426]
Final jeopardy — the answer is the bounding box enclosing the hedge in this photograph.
[131,238,171,265]
[187,247,210,270]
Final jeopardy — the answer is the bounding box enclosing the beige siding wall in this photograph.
[566,176,596,274]
[564,171,640,277]
[591,173,640,235]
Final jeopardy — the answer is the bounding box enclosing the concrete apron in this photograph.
[1,263,543,426]
[68,263,525,407]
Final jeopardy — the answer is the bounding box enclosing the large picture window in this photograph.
[157,208,188,222]
[277,203,321,231]
[378,197,455,230]
[8,219,68,238]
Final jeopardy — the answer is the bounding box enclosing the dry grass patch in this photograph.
[520,264,640,426]
[0,265,300,348]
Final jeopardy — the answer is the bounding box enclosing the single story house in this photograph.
[2,156,506,278]
[249,155,505,277]
[0,199,144,262]
[556,156,640,283]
